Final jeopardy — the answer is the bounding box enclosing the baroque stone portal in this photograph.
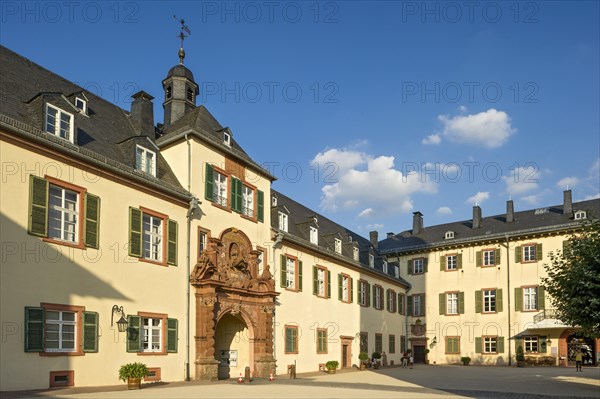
[190,227,278,380]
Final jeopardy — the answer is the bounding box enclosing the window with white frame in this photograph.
[412,294,422,316]
[341,275,350,302]
[523,336,538,352]
[574,210,586,220]
[387,289,396,312]
[353,247,359,261]
[523,244,536,262]
[523,287,538,311]
[383,260,388,273]
[45,310,76,352]
[483,289,496,313]
[135,145,156,176]
[317,267,326,297]
[75,97,86,113]
[413,258,424,274]
[483,337,497,353]
[45,104,74,142]
[445,231,454,239]
[446,292,458,315]
[278,212,288,232]
[142,317,162,352]
[446,254,457,270]
[223,131,231,146]
[257,250,264,276]
[369,254,374,268]
[142,213,163,261]
[334,238,342,254]
[198,229,208,255]
[483,249,495,266]
[241,185,254,217]
[213,171,228,206]
[358,280,368,306]
[286,257,296,289]
[48,184,79,243]
[374,286,382,310]
[310,226,318,245]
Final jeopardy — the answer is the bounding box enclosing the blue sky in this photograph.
[2,1,599,236]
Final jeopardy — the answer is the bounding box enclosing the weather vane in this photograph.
[173,15,191,65]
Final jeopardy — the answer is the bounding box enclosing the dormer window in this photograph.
[74,97,87,113]
[166,86,172,100]
[186,87,194,102]
[353,247,359,261]
[278,212,288,232]
[135,145,156,176]
[309,226,318,245]
[223,131,231,146]
[272,196,277,207]
[383,260,388,273]
[445,231,455,240]
[45,104,74,143]
[574,210,587,220]
[334,238,342,254]
[394,265,399,278]
[369,254,374,268]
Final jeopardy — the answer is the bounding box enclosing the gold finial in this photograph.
[173,15,191,64]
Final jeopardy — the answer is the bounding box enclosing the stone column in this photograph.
[194,291,219,380]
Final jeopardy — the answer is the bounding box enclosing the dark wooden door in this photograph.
[413,345,426,363]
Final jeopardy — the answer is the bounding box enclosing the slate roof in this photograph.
[0,45,188,198]
[271,189,410,287]
[379,199,600,254]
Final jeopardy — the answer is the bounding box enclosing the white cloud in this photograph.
[590,158,600,177]
[367,223,384,230]
[466,192,490,205]
[583,193,600,200]
[439,108,516,148]
[521,194,542,206]
[556,177,579,189]
[436,206,453,216]
[358,208,374,218]
[314,146,437,215]
[421,134,441,145]
[502,166,539,196]
[311,148,366,175]
[458,105,468,113]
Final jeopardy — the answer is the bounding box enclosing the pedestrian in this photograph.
[409,355,414,369]
[575,350,583,372]
[402,352,408,368]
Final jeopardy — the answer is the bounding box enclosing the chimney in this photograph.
[130,91,155,138]
[386,232,394,238]
[472,205,482,229]
[506,200,515,223]
[369,231,378,250]
[412,212,423,235]
[563,189,573,215]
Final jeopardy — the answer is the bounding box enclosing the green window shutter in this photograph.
[515,246,522,263]
[421,295,426,316]
[82,311,99,353]
[458,291,465,314]
[24,307,44,352]
[495,249,501,265]
[497,337,505,353]
[475,290,482,313]
[128,207,142,258]
[457,253,463,269]
[167,219,178,266]
[407,260,412,275]
[423,258,428,273]
[280,255,287,288]
[126,315,142,352]
[515,287,523,311]
[407,295,413,316]
[235,179,243,212]
[537,286,545,310]
[475,337,482,353]
[366,283,371,307]
[205,164,214,201]
[350,278,353,303]
[476,251,482,267]
[28,175,48,237]
[84,193,100,249]
[312,266,318,295]
[338,274,343,301]
[439,293,445,315]
[166,318,178,353]
[327,270,331,298]
[398,293,403,314]
[539,336,547,353]
[439,255,445,271]
[257,190,264,222]
[496,289,503,312]
[230,178,238,212]
[536,243,543,261]
[298,261,303,292]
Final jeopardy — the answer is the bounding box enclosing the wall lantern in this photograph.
[429,336,438,349]
[111,305,128,332]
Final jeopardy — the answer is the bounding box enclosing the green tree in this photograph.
[542,220,600,336]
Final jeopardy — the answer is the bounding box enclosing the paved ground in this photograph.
[2,365,599,399]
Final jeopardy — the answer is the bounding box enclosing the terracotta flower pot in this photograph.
[127,377,141,390]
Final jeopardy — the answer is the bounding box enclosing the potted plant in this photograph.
[118,362,149,389]
[325,360,339,374]
[372,352,381,369]
[358,352,369,370]
[516,345,526,368]
[424,348,431,364]
[460,356,471,366]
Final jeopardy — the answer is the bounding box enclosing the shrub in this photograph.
[118,362,149,382]
[516,345,525,362]
[371,352,381,360]
[326,360,339,370]
[358,352,369,363]
[460,356,471,365]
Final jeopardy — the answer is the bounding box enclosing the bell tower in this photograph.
[162,17,199,128]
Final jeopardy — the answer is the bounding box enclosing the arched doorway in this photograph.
[567,334,596,366]
[215,313,251,379]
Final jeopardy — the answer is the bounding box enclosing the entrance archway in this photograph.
[190,227,278,380]
[567,334,596,366]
